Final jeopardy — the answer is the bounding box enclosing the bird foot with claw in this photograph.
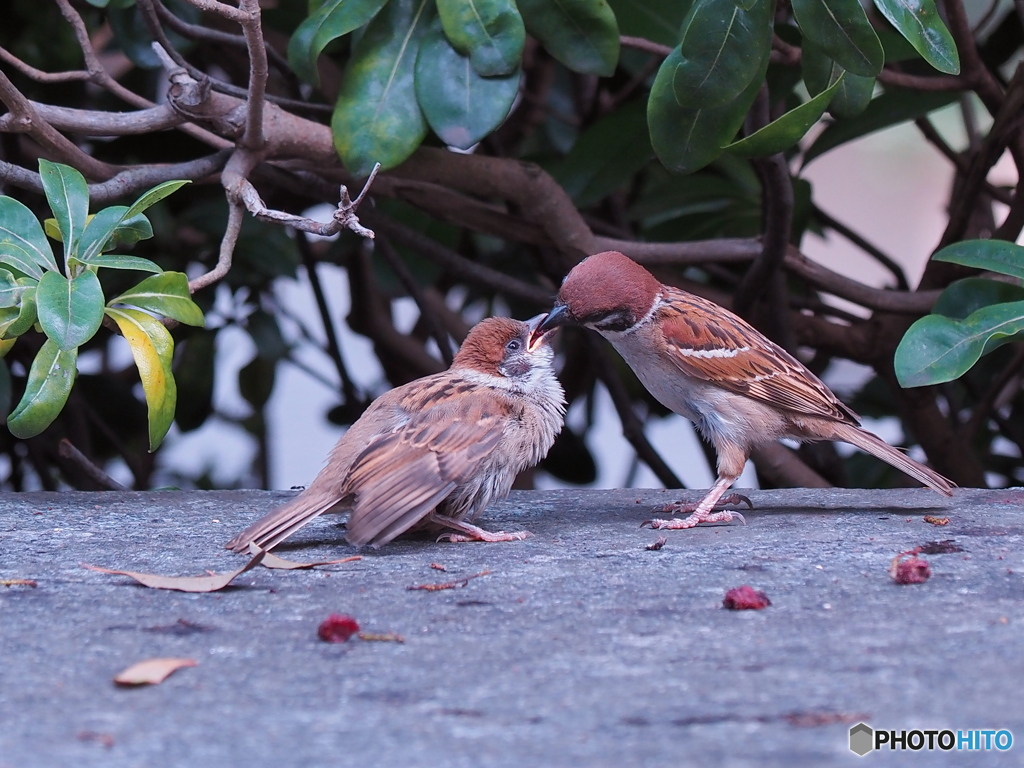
[437,529,533,543]
[642,494,752,529]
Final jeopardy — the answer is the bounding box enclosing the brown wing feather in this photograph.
[343,388,508,548]
[658,288,859,425]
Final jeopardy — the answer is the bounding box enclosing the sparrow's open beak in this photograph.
[526,308,564,351]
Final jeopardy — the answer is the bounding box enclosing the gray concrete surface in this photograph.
[1,487,1022,767]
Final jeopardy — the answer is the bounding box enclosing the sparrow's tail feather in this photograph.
[225,488,348,553]
[830,422,955,497]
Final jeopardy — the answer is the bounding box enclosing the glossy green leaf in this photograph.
[671,0,773,109]
[110,213,154,250]
[0,338,14,359]
[0,197,57,278]
[0,269,21,308]
[895,301,1024,387]
[0,281,38,340]
[106,307,176,450]
[649,43,768,174]
[436,0,524,76]
[39,160,90,260]
[551,99,652,207]
[518,0,620,77]
[108,272,205,326]
[77,206,128,262]
[791,0,884,77]
[726,74,843,157]
[36,270,104,351]
[81,254,163,273]
[288,0,389,86]
[332,0,434,175]
[607,0,689,46]
[804,89,959,164]
[415,21,520,149]
[124,180,191,219]
[802,39,874,118]
[931,239,1024,281]
[7,339,77,438]
[932,277,1024,320]
[873,0,959,74]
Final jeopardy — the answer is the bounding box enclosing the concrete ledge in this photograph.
[1,487,1022,766]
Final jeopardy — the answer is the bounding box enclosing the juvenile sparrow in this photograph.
[227,315,565,552]
[538,251,953,529]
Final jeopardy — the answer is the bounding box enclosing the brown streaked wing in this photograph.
[343,390,510,547]
[658,289,858,424]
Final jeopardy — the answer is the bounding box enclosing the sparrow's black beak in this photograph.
[536,303,569,334]
[527,306,567,351]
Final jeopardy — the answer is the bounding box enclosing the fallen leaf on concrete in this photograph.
[645,537,667,551]
[429,563,447,571]
[889,550,931,584]
[83,550,267,592]
[923,516,950,526]
[114,657,196,686]
[76,731,115,748]
[407,570,491,591]
[358,632,405,643]
[723,585,771,610]
[1,579,37,587]
[918,539,963,555]
[318,614,360,642]
[248,544,362,570]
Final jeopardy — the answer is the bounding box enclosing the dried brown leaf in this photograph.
[247,544,362,570]
[1,579,37,587]
[429,563,448,571]
[923,515,950,526]
[407,570,491,591]
[358,632,406,643]
[114,657,197,686]
[645,537,667,551]
[83,550,267,592]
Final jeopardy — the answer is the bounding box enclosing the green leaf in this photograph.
[239,353,277,409]
[414,20,520,149]
[606,0,688,47]
[791,0,884,77]
[124,180,191,219]
[7,339,77,438]
[649,41,769,174]
[802,39,874,118]
[895,301,1024,387]
[106,307,177,450]
[872,0,959,75]
[332,0,434,175]
[36,270,105,350]
[0,280,38,340]
[726,74,843,157]
[80,254,163,273]
[289,0,389,86]
[931,239,1024,281]
[110,213,154,250]
[0,197,58,278]
[38,160,90,260]
[804,88,959,164]
[517,0,620,77]
[551,98,652,207]
[671,0,773,109]
[77,206,128,262]
[108,272,205,326]
[0,269,22,308]
[436,0,525,76]
[932,277,1024,320]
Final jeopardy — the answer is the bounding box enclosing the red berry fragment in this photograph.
[889,553,931,584]
[723,585,771,610]
[317,614,360,642]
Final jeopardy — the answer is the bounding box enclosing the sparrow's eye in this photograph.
[505,338,522,353]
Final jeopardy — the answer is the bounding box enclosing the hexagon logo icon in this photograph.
[850,722,874,756]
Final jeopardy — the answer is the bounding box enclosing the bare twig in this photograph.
[965,347,1024,439]
[0,45,91,83]
[813,206,910,290]
[619,36,671,57]
[190,195,245,293]
[375,235,456,366]
[237,0,268,150]
[0,102,185,136]
[58,439,127,491]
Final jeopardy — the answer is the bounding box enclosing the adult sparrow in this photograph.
[538,250,952,529]
[226,315,565,552]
